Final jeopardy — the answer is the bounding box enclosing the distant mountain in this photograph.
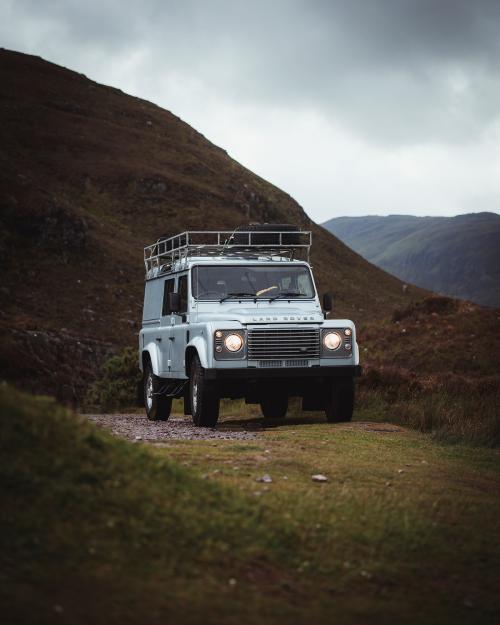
[322,213,500,307]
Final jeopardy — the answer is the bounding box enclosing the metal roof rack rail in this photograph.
[144,229,312,279]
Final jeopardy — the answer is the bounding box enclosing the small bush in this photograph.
[392,295,459,322]
[85,348,141,412]
[359,365,421,399]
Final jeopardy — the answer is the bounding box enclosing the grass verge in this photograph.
[2,385,500,624]
[357,372,500,447]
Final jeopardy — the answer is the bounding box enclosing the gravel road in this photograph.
[85,413,406,443]
[86,412,259,442]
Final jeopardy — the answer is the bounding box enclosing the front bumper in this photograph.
[204,364,362,380]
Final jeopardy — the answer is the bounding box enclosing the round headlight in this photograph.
[323,331,342,351]
[224,333,243,352]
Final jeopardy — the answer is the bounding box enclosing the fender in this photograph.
[142,341,162,376]
[354,340,360,366]
[186,335,210,370]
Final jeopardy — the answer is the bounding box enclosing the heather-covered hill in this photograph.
[322,213,500,307]
[0,49,416,400]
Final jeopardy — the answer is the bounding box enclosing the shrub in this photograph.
[359,365,421,398]
[85,348,141,411]
[392,295,459,322]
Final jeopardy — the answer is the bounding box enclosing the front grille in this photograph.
[258,360,283,368]
[248,328,320,360]
[285,359,309,367]
[258,359,310,368]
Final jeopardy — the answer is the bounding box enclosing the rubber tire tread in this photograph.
[190,355,220,427]
[144,364,172,421]
[260,396,288,419]
[233,223,301,245]
[325,377,355,423]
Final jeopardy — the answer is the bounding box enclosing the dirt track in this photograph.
[85,412,406,442]
[86,413,259,441]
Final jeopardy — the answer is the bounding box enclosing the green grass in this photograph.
[2,385,500,624]
[356,386,500,447]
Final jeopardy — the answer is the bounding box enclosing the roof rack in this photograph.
[144,229,312,279]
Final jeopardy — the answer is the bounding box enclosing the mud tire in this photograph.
[190,355,220,427]
[325,377,355,423]
[144,364,172,421]
[260,396,288,419]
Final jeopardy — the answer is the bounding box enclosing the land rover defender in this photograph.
[139,226,361,426]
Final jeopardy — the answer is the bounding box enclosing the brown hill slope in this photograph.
[358,294,500,445]
[0,49,417,399]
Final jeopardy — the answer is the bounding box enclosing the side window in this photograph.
[162,278,175,316]
[178,275,188,314]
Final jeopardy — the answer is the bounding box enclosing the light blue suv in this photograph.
[139,226,361,426]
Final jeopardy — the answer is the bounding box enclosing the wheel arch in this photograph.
[141,344,161,376]
[185,336,210,375]
[141,350,151,368]
[185,346,198,377]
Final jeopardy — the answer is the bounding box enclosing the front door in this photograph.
[170,273,189,377]
[159,277,175,374]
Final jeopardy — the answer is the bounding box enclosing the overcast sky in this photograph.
[2,0,500,222]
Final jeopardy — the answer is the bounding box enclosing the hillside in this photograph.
[322,213,500,307]
[0,49,416,401]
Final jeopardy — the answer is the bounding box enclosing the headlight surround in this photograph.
[321,327,354,358]
[224,333,243,352]
[323,331,342,351]
[214,329,246,360]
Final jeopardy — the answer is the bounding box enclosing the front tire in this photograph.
[325,377,355,423]
[260,396,288,419]
[144,364,172,421]
[190,355,220,427]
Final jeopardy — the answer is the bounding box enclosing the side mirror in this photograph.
[169,292,180,313]
[323,292,333,312]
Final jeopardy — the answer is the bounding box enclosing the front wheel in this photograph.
[325,377,355,423]
[144,364,172,421]
[260,396,288,419]
[190,355,220,427]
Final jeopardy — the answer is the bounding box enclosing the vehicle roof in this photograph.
[148,255,311,279]
[187,255,308,265]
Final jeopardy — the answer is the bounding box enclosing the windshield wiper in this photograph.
[220,292,257,302]
[269,291,307,302]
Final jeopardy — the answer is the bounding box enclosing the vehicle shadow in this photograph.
[218,414,328,431]
[217,416,404,433]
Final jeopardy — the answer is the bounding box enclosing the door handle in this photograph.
[169,336,175,341]
[155,338,162,342]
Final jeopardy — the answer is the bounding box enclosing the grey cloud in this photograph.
[3,0,500,145]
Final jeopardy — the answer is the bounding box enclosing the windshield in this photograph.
[192,265,315,301]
